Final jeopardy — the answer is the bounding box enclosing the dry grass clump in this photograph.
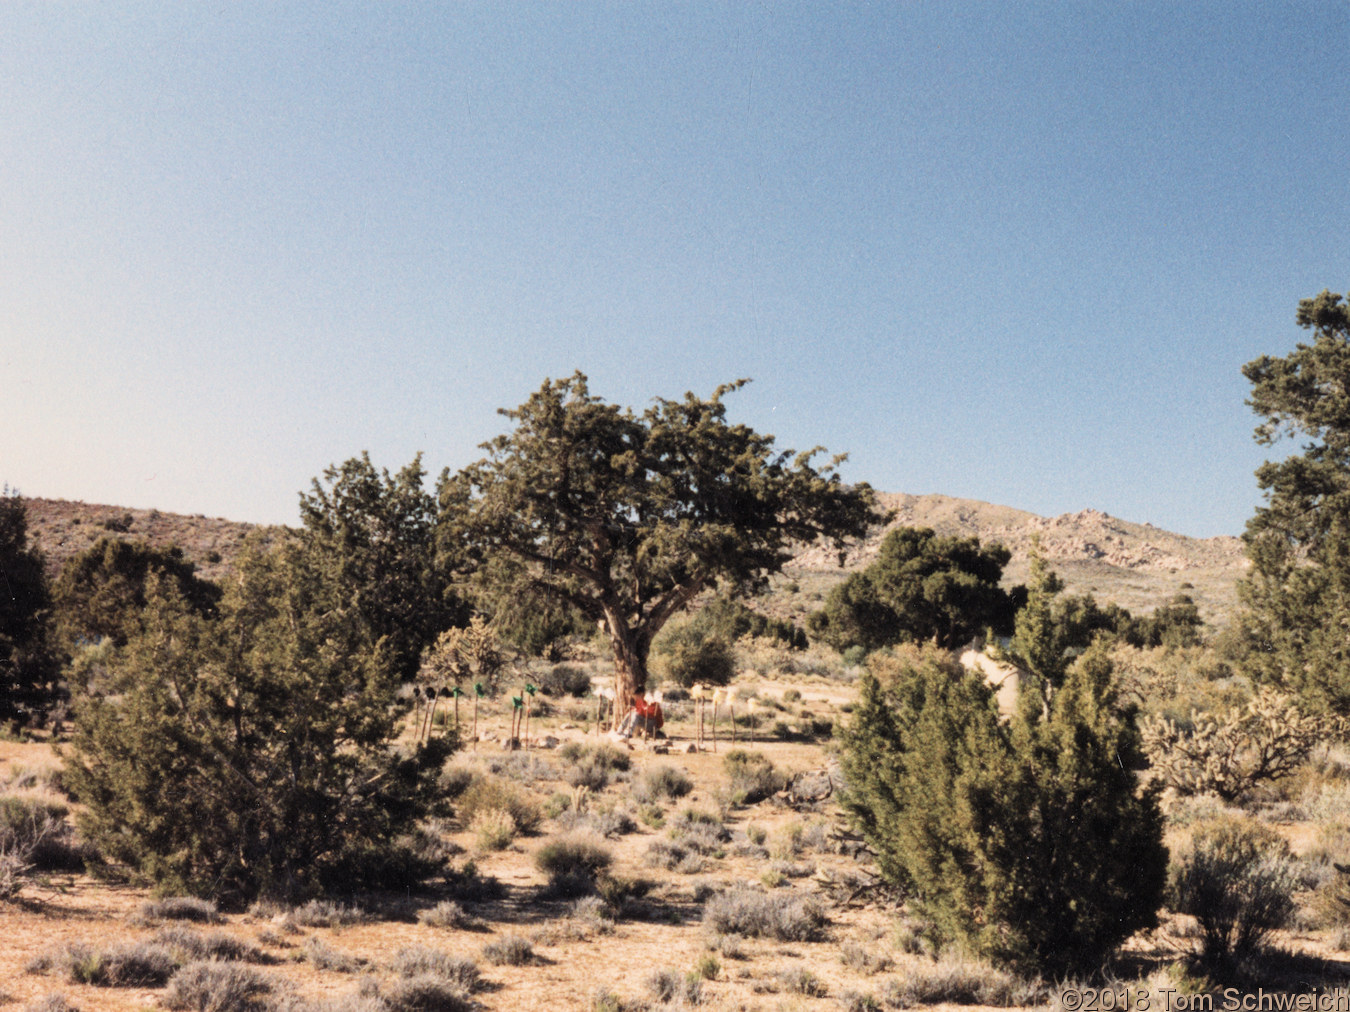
[0,793,82,883]
[841,939,892,975]
[777,965,828,996]
[644,966,703,1005]
[301,937,362,973]
[152,925,267,964]
[557,804,639,838]
[288,899,370,928]
[416,899,484,930]
[482,933,535,966]
[136,895,222,924]
[722,749,786,804]
[27,940,178,987]
[702,888,828,942]
[561,743,633,792]
[23,996,80,1012]
[470,807,518,851]
[644,838,705,874]
[456,774,543,834]
[631,763,694,805]
[481,752,559,784]
[390,946,481,990]
[668,808,730,857]
[163,960,272,1012]
[878,955,1035,1008]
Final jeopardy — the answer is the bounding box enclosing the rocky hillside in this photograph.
[21,492,1249,626]
[785,492,1248,626]
[20,498,270,584]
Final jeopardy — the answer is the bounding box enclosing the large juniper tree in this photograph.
[1238,288,1350,712]
[438,373,880,719]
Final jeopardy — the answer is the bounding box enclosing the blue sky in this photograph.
[3,3,1347,537]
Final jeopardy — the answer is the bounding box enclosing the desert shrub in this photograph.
[722,750,785,804]
[1169,816,1297,966]
[438,763,475,799]
[456,775,542,834]
[879,955,1031,1007]
[646,967,703,1005]
[137,896,222,923]
[558,805,638,838]
[541,663,593,697]
[64,538,452,903]
[390,946,480,990]
[381,976,473,1012]
[30,941,178,987]
[417,900,483,930]
[669,808,730,852]
[702,888,828,941]
[535,834,613,897]
[840,642,1166,978]
[470,808,518,851]
[152,927,265,964]
[1141,687,1336,801]
[301,937,361,973]
[0,793,79,873]
[24,996,80,1012]
[778,965,828,996]
[444,860,506,902]
[285,899,368,928]
[164,961,272,1012]
[482,752,558,784]
[482,934,534,966]
[631,763,694,805]
[561,744,632,792]
[652,622,737,688]
[841,940,892,975]
[644,839,696,872]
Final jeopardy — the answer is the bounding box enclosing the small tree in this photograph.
[439,373,880,722]
[299,452,466,681]
[0,489,57,720]
[840,641,1167,978]
[808,527,1017,653]
[65,535,450,903]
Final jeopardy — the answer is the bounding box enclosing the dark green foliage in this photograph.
[64,537,452,903]
[1128,594,1205,648]
[1236,289,1350,712]
[438,372,882,715]
[0,490,58,720]
[53,535,220,649]
[1169,817,1296,967]
[689,591,807,649]
[535,834,613,897]
[807,527,1017,653]
[652,622,736,688]
[539,663,593,697]
[298,453,465,682]
[840,643,1167,978]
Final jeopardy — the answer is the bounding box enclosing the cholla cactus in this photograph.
[416,617,504,741]
[1141,687,1341,801]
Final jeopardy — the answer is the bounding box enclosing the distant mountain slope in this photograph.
[20,497,269,584]
[21,492,1249,627]
[785,493,1248,626]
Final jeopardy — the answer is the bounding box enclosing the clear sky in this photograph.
[3,3,1346,537]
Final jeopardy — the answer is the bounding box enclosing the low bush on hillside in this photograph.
[540,663,593,697]
[27,941,178,987]
[482,934,535,966]
[631,763,693,805]
[163,961,272,1012]
[702,889,828,942]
